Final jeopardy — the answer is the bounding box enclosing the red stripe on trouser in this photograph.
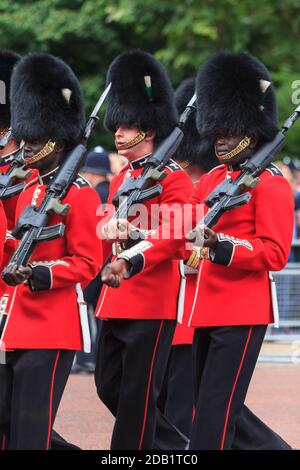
[220,326,253,450]
[46,351,61,450]
[138,320,164,450]
[192,405,196,423]
[1,434,6,450]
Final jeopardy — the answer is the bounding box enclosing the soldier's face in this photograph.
[23,140,64,173]
[214,132,257,165]
[114,124,155,160]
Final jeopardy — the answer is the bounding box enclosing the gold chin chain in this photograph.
[116,131,146,150]
[216,136,251,162]
[24,140,56,165]
[0,128,9,139]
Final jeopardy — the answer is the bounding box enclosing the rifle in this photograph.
[111,94,197,219]
[2,83,111,284]
[0,147,32,199]
[188,104,300,244]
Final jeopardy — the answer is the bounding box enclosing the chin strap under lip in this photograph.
[23,140,56,165]
[216,136,251,162]
[115,131,146,150]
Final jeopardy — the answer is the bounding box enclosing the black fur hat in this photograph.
[0,50,20,127]
[104,49,178,142]
[10,53,85,146]
[174,78,218,171]
[196,51,278,143]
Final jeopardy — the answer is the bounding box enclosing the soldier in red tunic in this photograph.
[95,49,194,450]
[161,76,292,451]
[0,50,21,302]
[0,53,102,450]
[185,51,294,449]
[156,78,218,448]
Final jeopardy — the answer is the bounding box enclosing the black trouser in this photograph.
[233,405,291,450]
[158,344,193,438]
[156,340,290,450]
[0,349,74,450]
[190,325,269,450]
[95,318,176,450]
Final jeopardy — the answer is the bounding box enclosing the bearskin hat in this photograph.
[0,50,20,128]
[174,78,218,172]
[196,51,278,143]
[104,49,178,142]
[10,53,85,147]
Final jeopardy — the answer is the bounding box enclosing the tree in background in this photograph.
[0,0,299,155]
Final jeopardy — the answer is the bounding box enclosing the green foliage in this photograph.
[0,0,299,155]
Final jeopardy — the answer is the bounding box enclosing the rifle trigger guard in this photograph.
[45,197,71,216]
[147,168,167,181]
[239,174,260,188]
[10,167,32,180]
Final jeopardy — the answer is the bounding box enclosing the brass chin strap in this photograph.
[216,136,251,162]
[0,128,9,139]
[116,131,146,150]
[24,140,56,165]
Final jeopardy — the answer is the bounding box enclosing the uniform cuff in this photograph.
[210,239,233,266]
[119,254,145,278]
[117,240,153,278]
[28,265,52,291]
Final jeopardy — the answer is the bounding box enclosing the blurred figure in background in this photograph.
[81,146,112,204]
[283,158,300,260]
[109,152,127,175]
[273,161,299,324]
[275,160,299,261]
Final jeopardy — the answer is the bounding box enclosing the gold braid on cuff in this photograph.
[116,131,146,150]
[186,246,210,269]
[217,136,251,162]
[24,140,56,165]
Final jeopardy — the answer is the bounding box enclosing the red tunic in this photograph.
[172,267,196,345]
[0,173,102,350]
[0,140,20,298]
[95,157,194,320]
[0,201,6,269]
[187,163,294,327]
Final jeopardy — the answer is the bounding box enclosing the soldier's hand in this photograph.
[2,264,33,286]
[101,259,130,288]
[102,219,135,243]
[187,224,218,249]
[202,226,218,249]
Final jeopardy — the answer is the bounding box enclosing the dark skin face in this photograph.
[215,132,258,166]
[3,139,66,286]
[23,140,66,173]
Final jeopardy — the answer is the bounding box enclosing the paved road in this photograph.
[55,364,300,450]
